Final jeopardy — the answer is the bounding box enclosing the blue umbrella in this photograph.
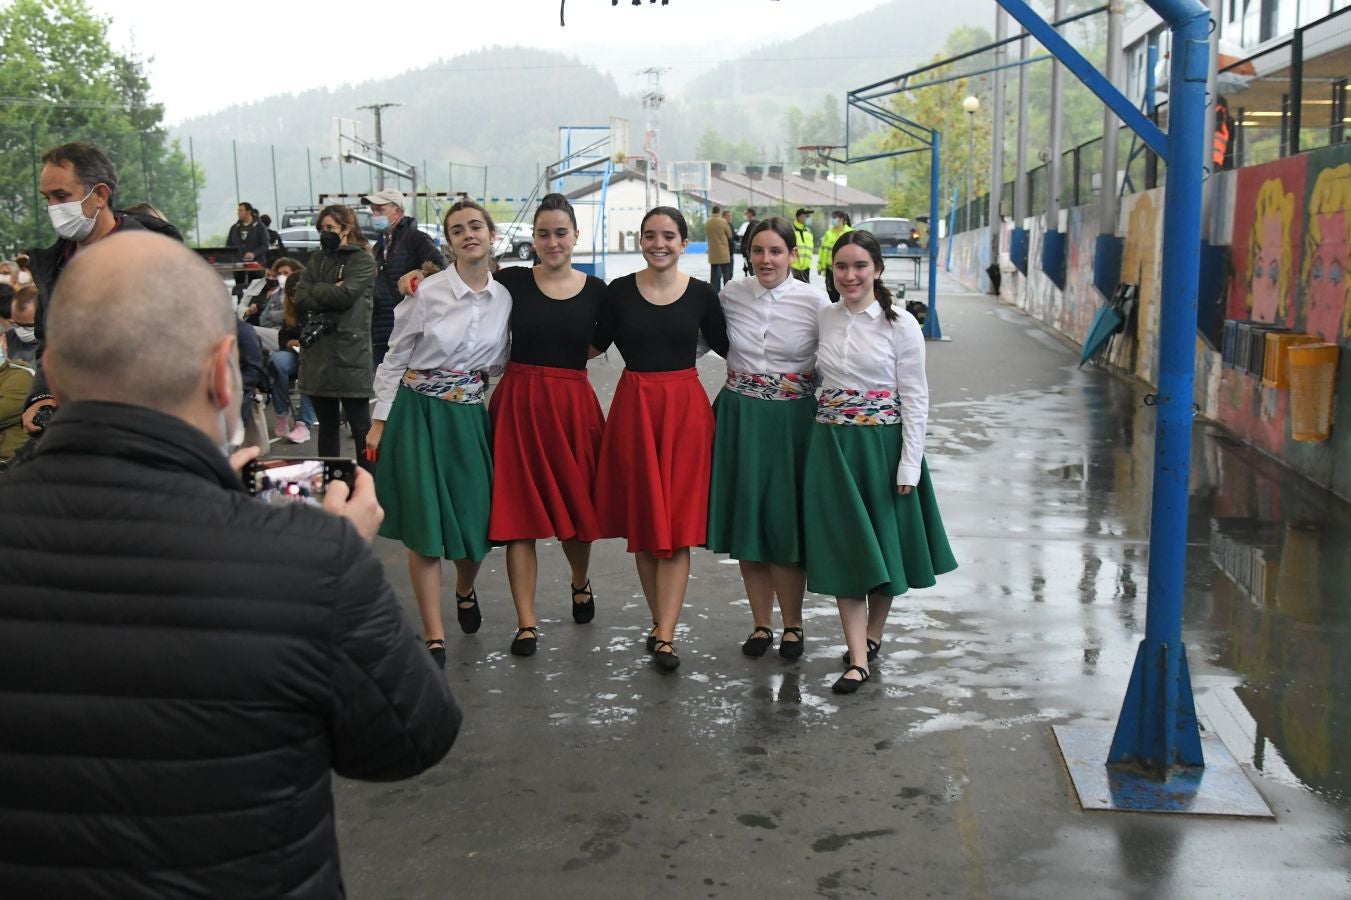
[1080,284,1137,368]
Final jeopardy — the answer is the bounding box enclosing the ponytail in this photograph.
[874,279,898,322]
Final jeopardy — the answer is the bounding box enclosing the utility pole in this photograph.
[1046,0,1066,230]
[1101,1,1126,231]
[639,68,668,209]
[358,102,402,190]
[990,6,1008,281]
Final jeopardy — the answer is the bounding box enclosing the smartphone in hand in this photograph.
[241,457,357,508]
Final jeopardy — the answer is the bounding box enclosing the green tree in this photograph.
[0,0,202,253]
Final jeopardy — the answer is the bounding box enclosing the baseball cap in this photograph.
[795,207,815,217]
[363,189,406,207]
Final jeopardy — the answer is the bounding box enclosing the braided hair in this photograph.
[832,229,897,322]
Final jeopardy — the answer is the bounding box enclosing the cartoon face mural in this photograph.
[1248,178,1295,323]
[1301,163,1350,344]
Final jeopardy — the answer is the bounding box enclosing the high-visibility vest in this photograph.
[818,224,853,274]
[792,222,815,271]
[1213,115,1230,168]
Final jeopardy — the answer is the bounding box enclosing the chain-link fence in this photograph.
[0,126,550,257]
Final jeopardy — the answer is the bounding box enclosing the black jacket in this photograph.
[371,217,446,354]
[0,403,460,897]
[227,218,270,263]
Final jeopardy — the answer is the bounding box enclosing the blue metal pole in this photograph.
[926,129,940,338]
[1106,0,1210,775]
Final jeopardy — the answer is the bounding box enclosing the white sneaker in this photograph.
[286,423,311,444]
[274,414,290,439]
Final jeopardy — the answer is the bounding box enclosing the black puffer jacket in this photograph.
[0,402,460,897]
[371,217,446,359]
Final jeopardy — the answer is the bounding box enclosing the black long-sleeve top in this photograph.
[495,266,606,370]
[590,273,729,371]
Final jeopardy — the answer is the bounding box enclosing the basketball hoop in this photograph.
[796,145,843,168]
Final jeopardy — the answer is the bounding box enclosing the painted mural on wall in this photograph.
[1119,189,1163,384]
[1227,155,1306,327]
[973,143,1350,499]
[1217,144,1351,493]
[1303,161,1350,345]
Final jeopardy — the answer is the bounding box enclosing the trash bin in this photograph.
[1261,332,1320,389]
[1287,343,1339,442]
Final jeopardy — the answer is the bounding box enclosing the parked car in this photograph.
[493,222,534,261]
[280,206,377,235]
[853,217,923,255]
[276,226,321,264]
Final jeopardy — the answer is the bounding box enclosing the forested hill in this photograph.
[171,5,997,230]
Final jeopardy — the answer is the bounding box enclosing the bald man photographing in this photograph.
[0,233,460,897]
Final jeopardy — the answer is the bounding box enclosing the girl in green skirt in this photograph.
[366,201,511,668]
[708,216,830,659]
[805,230,957,694]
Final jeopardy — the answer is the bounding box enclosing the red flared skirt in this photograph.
[594,368,714,557]
[488,362,605,543]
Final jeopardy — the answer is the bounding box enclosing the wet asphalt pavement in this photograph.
[280,259,1351,897]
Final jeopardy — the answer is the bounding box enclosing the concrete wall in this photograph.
[948,142,1351,501]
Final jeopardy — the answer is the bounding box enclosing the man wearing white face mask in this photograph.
[20,142,145,435]
[0,231,461,896]
[4,286,38,366]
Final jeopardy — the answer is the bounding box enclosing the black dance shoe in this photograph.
[510,626,538,657]
[571,581,596,624]
[742,625,774,657]
[456,589,482,634]
[778,627,804,660]
[652,640,681,672]
[832,665,870,694]
[425,639,446,669]
[840,638,881,668]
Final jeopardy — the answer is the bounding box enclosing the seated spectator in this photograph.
[13,253,33,286]
[0,342,34,465]
[243,256,301,332]
[270,270,318,443]
[236,317,269,451]
[3,286,38,367]
[0,231,459,896]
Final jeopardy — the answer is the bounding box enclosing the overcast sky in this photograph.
[92,0,895,124]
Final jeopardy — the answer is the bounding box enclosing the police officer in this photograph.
[791,208,815,283]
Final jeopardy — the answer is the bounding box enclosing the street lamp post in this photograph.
[962,95,980,233]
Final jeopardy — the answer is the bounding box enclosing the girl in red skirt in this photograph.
[490,194,608,657]
[590,207,729,671]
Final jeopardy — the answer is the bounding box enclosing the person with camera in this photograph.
[294,204,376,465]
[0,231,460,896]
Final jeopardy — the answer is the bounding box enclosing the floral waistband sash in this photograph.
[401,368,486,405]
[725,370,819,401]
[814,387,901,426]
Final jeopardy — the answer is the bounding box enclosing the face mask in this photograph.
[11,324,35,344]
[370,215,390,233]
[0,275,10,285]
[215,359,246,457]
[805,218,813,228]
[319,230,341,253]
[48,185,100,242]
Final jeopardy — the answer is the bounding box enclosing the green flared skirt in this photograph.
[802,422,957,597]
[375,386,493,562]
[706,389,816,565]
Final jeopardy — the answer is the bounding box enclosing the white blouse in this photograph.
[373,266,512,420]
[719,276,831,374]
[816,300,929,487]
